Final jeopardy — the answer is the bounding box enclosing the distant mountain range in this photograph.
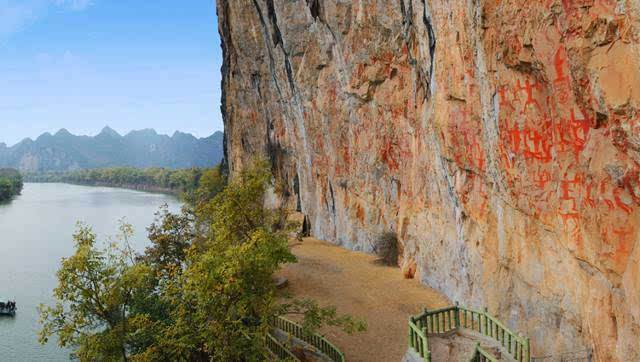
[0,127,224,172]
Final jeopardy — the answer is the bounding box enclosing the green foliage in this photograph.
[40,160,364,361]
[25,167,220,199]
[187,167,226,210]
[0,168,23,202]
[38,223,157,361]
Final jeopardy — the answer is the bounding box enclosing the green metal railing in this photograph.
[266,332,300,361]
[409,316,431,362]
[271,316,345,362]
[470,342,499,362]
[408,303,531,362]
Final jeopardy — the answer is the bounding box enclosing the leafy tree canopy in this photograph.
[0,168,23,202]
[40,160,365,361]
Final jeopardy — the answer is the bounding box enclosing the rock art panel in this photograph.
[218,1,640,359]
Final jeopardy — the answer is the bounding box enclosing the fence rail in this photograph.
[457,306,530,362]
[471,342,499,362]
[271,316,345,362]
[266,332,300,361]
[408,303,531,362]
[409,317,431,362]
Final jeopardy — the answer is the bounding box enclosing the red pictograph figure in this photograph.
[523,128,543,160]
[554,46,569,84]
[613,187,634,215]
[553,46,572,104]
[569,109,591,160]
[498,85,515,111]
[473,141,486,171]
[508,125,522,153]
[380,138,400,171]
[523,128,553,163]
[600,179,616,211]
[554,121,572,153]
[623,169,640,205]
[554,109,592,159]
[558,171,584,237]
[559,211,581,233]
[611,226,633,246]
[522,129,536,160]
[458,127,486,171]
[560,172,582,211]
[517,79,543,113]
[582,181,597,209]
[534,169,552,189]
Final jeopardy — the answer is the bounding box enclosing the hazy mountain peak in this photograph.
[37,132,53,141]
[0,128,224,172]
[55,128,72,137]
[126,128,158,137]
[99,126,121,138]
[172,130,197,140]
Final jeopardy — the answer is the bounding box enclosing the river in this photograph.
[0,183,182,361]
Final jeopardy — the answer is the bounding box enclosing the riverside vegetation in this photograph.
[0,168,24,202]
[38,160,365,361]
[25,167,212,197]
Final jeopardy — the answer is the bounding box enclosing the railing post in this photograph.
[483,307,489,336]
[524,337,530,362]
[409,317,415,349]
[423,308,429,333]
[474,342,480,362]
[463,308,468,328]
[422,326,428,356]
[454,302,460,329]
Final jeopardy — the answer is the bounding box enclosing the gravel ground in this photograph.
[276,237,450,362]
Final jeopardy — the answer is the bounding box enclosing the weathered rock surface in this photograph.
[217,1,640,360]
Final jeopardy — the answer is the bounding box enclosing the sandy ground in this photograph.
[276,237,450,362]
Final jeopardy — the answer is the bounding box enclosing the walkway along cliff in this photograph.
[217,1,640,360]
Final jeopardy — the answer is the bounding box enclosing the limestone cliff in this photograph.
[217,1,640,360]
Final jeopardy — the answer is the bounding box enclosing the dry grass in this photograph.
[276,237,450,362]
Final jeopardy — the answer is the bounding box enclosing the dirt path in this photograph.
[276,237,450,362]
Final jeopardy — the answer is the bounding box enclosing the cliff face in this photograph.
[217,1,640,359]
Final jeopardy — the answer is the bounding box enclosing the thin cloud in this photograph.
[0,1,43,38]
[53,0,92,11]
[0,0,93,39]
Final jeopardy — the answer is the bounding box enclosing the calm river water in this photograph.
[0,183,181,361]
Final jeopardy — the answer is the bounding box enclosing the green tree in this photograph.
[0,168,24,202]
[38,223,157,361]
[40,160,365,361]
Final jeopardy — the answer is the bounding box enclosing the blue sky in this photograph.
[0,0,223,146]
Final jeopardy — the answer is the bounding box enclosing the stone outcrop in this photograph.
[217,1,640,360]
